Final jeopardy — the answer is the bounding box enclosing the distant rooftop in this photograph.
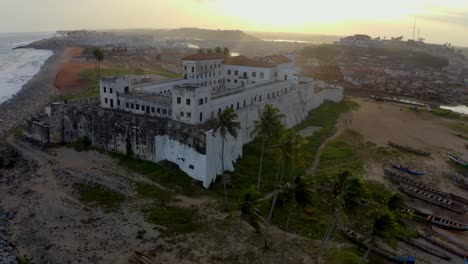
[182,53,226,61]
[224,56,276,68]
[265,55,292,64]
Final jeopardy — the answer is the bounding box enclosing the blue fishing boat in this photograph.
[391,162,426,175]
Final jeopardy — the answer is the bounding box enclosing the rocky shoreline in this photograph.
[0,209,17,264]
[0,47,66,139]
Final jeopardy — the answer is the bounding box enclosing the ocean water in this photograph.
[0,32,54,105]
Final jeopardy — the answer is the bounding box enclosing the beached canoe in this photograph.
[339,226,413,263]
[133,251,155,264]
[387,141,431,156]
[448,153,468,168]
[417,226,468,258]
[391,162,426,175]
[399,184,468,214]
[400,237,451,261]
[384,169,468,207]
[451,174,468,191]
[400,207,468,231]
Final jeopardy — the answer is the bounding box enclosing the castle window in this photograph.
[243,72,247,79]
[236,102,239,109]
[218,108,221,115]
[126,102,129,108]
[117,99,120,106]
[157,108,161,113]
[131,103,134,109]
[284,75,288,81]
[234,70,238,76]
[180,112,184,117]
[259,96,262,102]
[103,87,107,93]
[199,98,204,105]
[110,88,113,94]
[187,112,191,118]
[227,79,231,83]
[110,99,114,108]
[234,80,238,83]
[261,72,264,78]
[186,98,191,105]
[177,97,181,104]
[243,100,246,107]
[136,104,140,110]
[231,104,234,109]
[184,65,187,70]
[204,97,207,103]
[199,112,203,122]
[162,109,167,115]
[252,72,257,78]
[189,165,195,170]
[191,66,194,73]
[104,98,108,103]
[151,107,155,113]
[124,86,129,93]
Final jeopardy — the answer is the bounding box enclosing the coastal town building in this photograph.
[26,53,343,188]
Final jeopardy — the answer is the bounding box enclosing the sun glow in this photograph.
[206,0,420,30]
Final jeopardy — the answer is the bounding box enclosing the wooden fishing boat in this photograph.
[417,226,468,258]
[339,226,412,263]
[400,237,451,261]
[451,174,468,191]
[400,207,468,231]
[448,153,468,168]
[399,185,468,214]
[387,141,431,157]
[391,162,426,175]
[424,104,432,112]
[384,169,468,207]
[133,251,155,264]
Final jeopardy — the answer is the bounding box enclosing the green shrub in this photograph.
[76,182,126,210]
[143,206,201,234]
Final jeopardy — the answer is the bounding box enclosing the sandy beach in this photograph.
[0,47,67,138]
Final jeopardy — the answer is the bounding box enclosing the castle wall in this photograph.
[153,82,343,187]
[27,82,342,188]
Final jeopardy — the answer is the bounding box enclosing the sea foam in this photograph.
[0,48,53,104]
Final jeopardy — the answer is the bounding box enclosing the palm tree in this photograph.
[359,210,396,264]
[263,131,307,249]
[314,171,363,264]
[215,46,223,53]
[93,48,105,78]
[223,47,231,57]
[251,104,285,191]
[279,176,314,264]
[214,108,241,210]
[231,191,264,264]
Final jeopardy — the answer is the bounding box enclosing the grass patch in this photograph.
[134,181,175,202]
[114,154,206,197]
[57,67,180,101]
[142,206,201,235]
[75,181,126,210]
[431,108,461,119]
[212,99,357,203]
[323,247,361,264]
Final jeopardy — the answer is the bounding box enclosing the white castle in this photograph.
[99,53,343,187]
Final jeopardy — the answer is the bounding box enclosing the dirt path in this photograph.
[306,111,352,174]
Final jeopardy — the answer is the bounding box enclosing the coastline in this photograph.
[0,47,67,138]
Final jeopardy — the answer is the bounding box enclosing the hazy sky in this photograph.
[1,0,468,46]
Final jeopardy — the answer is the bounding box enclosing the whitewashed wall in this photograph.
[154,81,343,187]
